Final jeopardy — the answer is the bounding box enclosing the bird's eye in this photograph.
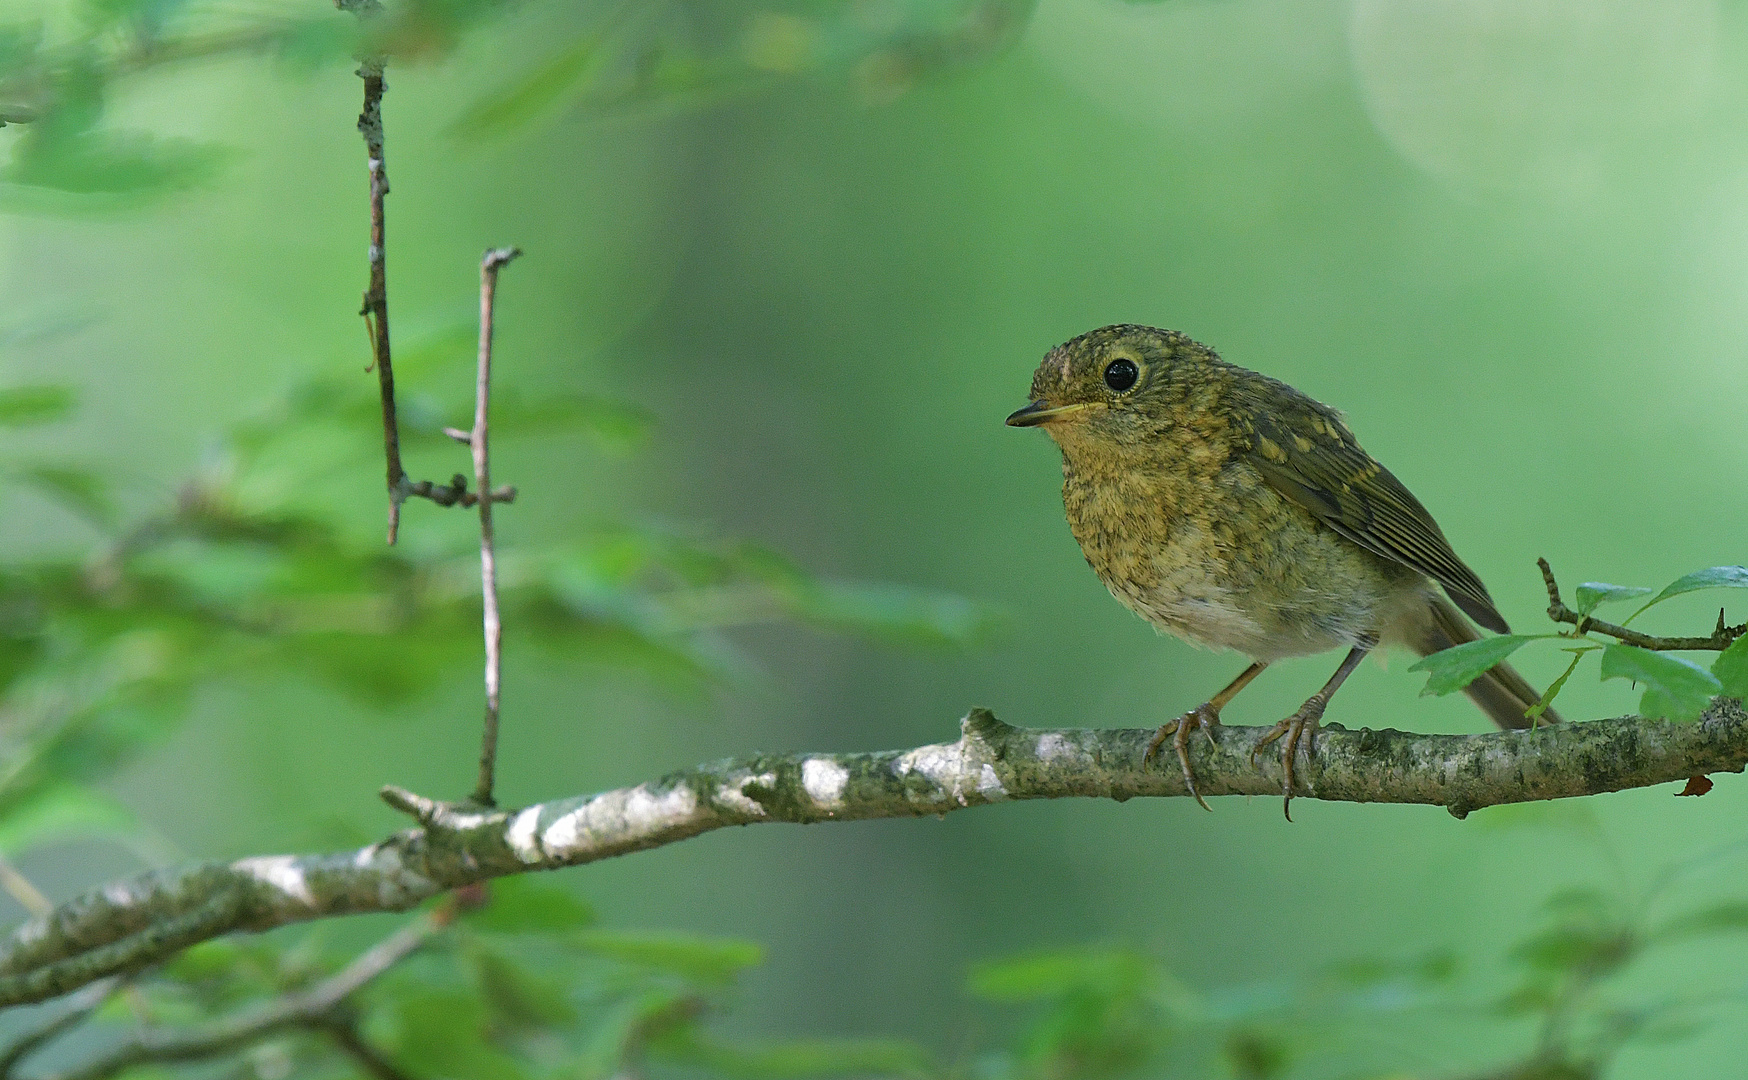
[1103,358,1139,393]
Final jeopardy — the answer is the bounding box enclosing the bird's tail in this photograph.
[1408,597,1559,729]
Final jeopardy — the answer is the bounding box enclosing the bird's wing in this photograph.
[1233,386,1509,634]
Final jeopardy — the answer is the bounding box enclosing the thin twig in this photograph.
[354,59,402,544]
[38,903,450,1080]
[0,977,120,1077]
[345,14,507,541]
[470,247,521,808]
[0,855,51,917]
[1539,558,1747,651]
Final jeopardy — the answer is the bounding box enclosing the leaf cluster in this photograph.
[1410,565,1748,722]
[64,877,928,1080]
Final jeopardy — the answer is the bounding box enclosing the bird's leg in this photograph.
[1144,661,1268,810]
[1253,639,1374,820]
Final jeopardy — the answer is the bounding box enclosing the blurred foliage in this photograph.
[951,853,1748,1080]
[45,842,1748,1080]
[0,0,1035,205]
[0,369,999,861]
[115,876,933,1080]
[452,0,1035,133]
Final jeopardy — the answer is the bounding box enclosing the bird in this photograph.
[1006,324,1556,816]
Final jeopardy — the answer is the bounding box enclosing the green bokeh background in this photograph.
[7,0,1748,1072]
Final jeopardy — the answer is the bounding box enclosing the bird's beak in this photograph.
[1005,400,1097,427]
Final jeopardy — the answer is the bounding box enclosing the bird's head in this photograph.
[1006,324,1222,450]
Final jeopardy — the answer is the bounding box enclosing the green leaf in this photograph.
[452,35,608,137]
[793,580,1001,647]
[464,877,595,933]
[1573,582,1653,616]
[967,948,1151,1002]
[129,538,287,606]
[14,466,114,524]
[0,784,137,856]
[490,388,653,451]
[657,1031,932,1080]
[1542,886,1617,922]
[1493,981,1559,1017]
[575,930,765,984]
[1222,1031,1289,1080]
[3,130,226,199]
[1511,926,1635,976]
[1632,566,1748,619]
[573,987,698,1079]
[465,944,576,1029]
[283,632,445,708]
[1407,635,1536,696]
[1712,635,1748,698]
[1323,949,1458,987]
[1652,901,1748,942]
[0,385,73,426]
[384,989,529,1080]
[1600,644,1721,722]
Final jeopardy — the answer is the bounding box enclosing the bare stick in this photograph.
[1539,558,1747,651]
[342,26,506,540]
[354,60,403,545]
[0,855,51,917]
[471,247,521,808]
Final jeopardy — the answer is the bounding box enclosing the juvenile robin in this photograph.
[1007,324,1555,815]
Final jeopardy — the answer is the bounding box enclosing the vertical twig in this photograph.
[355,59,403,545]
[470,247,522,808]
[0,854,51,917]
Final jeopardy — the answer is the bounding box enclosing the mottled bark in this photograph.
[2,702,1742,1010]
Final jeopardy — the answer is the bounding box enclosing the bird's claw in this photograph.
[1252,698,1328,821]
[1144,702,1220,811]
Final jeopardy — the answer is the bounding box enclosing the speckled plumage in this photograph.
[1009,324,1553,810]
[1038,327,1435,660]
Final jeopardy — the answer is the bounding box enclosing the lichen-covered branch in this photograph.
[2,702,1745,1010]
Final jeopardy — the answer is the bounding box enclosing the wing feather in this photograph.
[1234,385,1510,634]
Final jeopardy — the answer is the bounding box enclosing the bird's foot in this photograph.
[1144,702,1221,811]
[1251,697,1328,821]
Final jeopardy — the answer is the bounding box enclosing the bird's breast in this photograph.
[1059,452,1389,659]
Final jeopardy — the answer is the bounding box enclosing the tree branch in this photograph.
[2,702,1745,1009]
[30,906,445,1080]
